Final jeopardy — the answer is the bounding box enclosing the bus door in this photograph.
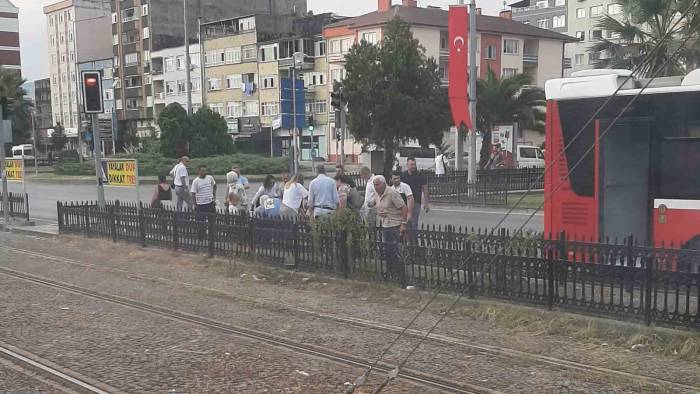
[598,117,653,242]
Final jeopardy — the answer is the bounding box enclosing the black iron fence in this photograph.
[0,192,29,221]
[57,201,700,329]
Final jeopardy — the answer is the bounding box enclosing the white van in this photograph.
[516,145,545,168]
[12,144,34,160]
[395,146,436,171]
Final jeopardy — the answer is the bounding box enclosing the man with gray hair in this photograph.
[169,156,191,212]
[373,174,408,287]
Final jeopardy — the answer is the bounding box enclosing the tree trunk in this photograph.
[480,128,492,169]
[382,142,396,178]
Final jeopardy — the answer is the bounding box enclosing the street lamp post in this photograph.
[468,0,478,183]
[183,0,193,117]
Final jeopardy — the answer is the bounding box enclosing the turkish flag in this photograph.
[448,6,472,130]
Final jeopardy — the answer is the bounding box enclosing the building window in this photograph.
[126,98,138,110]
[591,30,603,40]
[304,72,326,87]
[503,39,519,55]
[68,31,74,42]
[331,68,346,83]
[608,4,622,15]
[177,80,187,94]
[535,0,548,8]
[143,27,150,39]
[259,45,278,62]
[177,56,185,70]
[243,101,258,117]
[576,8,585,18]
[574,54,584,65]
[165,57,175,72]
[227,102,242,118]
[226,74,242,89]
[588,51,601,64]
[191,78,201,92]
[121,8,140,23]
[125,53,139,66]
[341,39,351,53]
[51,54,56,65]
[309,100,327,114]
[261,102,279,116]
[111,13,117,24]
[50,35,55,47]
[50,16,54,26]
[142,4,149,16]
[552,15,566,28]
[361,32,377,44]
[261,75,276,89]
[114,56,120,67]
[537,18,548,28]
[575,31,585,41]
[315,40,326,57]
[605,30,616,39]
[329,40,341,54]
[208,77,222,91]
[555,0,565,6]
[103,68,113,79]
[590,5,603,17]
[238,17,256,32]
[113,34,119,45]
[125,76,140,88]
[58,13,63,23]
[242,45,257,61]
[502,68,518,78]
[225,47,241,64]
[485,45,497,60]
[104,89,113,101]
[60,33,64,44]
[166,81,176,96]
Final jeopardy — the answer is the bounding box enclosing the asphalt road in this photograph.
[6,181,544,232]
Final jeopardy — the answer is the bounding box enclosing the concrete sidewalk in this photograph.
[0,219,58,238]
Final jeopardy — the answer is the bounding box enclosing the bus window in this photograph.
[655,139,700,199]
[519,147,538,159]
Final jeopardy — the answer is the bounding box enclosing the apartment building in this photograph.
[323,1,576,163]
[510,0,568,33]
[151,44,202,121]
[111,0,307,136]
[200,12,335,157]
[566,0,622,74]
[0,0,19,71]
[44,0,111,131]
[34,78,53,138]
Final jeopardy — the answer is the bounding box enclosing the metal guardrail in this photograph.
[0,192,29,221]
[57,201,700,329]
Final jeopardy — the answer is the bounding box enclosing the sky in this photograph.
[15,0,502,83]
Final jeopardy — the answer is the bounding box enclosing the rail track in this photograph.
[1,245,698,393]
[0,342,120,394]
[0,264,487,394]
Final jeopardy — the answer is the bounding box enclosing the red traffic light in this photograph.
[85,77,98,87]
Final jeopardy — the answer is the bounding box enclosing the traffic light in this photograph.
[308,115,314,131]
[331,91,342,111]
[81,71,104,114]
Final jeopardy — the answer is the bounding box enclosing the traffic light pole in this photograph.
[183,0,193,117]
[0,105,8,224]
[468,0,478,183]
[92,113,105,207]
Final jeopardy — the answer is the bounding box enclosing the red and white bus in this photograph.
[544,69,700,250]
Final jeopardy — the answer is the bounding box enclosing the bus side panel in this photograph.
[544,100,598,240]
[653,200,700,248]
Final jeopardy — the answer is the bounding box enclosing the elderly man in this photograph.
[373,175,408,287]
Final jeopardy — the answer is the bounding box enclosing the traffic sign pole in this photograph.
[93,113,105,207]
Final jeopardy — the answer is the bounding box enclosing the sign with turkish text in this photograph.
[448,5,473,130]
[4,159,23,182]
[101,159,138,187]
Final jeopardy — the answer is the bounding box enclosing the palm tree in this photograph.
[0,69,33,143]
[476,69,545,168]
[590,0,700,77]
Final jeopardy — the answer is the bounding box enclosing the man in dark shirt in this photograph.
[402,157,430,237]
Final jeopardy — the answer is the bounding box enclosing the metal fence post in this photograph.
[172,212,179,251]
[293,222,299,267]
[338,229,349,278]
[139,202,146,248]
[109,204,117,242]
[208,213,215,258]
[24,193,29,221]
[57,201,64,233]
[644,256,654,326]
[83,203,90,238]
[249,216,256,261]
[548,242,555,311]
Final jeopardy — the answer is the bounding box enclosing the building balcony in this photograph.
[278,56,315,71]
[327,52,346,63]
[563,57,572,69]
[523,53,539,64]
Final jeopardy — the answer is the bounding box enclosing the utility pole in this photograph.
[31,111,38,175]
[340,97,346,168]
[468,0,478,183]
[198,17,206,108]
[183,0,193,117]
[0,105,8,224]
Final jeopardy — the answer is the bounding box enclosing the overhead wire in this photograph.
[368,6,700,393]
[346,2,700,392]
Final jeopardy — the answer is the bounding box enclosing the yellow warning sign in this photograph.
[102,159,138,187]
[4,159,23,182]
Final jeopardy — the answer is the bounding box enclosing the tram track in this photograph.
[1,245,698,393]
[0,264,487,394]
[0,341,121,394]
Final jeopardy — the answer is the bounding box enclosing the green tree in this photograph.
[591,0,700,77]
[50,123,68,152]
[190,105,234,157]
[158,103,191,158]
[0,70,33,143]
[342,18,451,175]
[476,69,545,168]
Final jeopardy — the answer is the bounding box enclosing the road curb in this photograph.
[0,224,59,239]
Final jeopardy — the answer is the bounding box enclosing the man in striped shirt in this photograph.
[190,165,217,214]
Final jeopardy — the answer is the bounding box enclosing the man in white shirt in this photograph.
[435,149,447,177]
[190,165,217,214]
[390,171,415,223]
[360,167,378,227]
[169,156,191,212]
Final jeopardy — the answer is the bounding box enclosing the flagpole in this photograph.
[468,0,478,183]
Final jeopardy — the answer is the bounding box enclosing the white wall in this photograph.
[537,39,564,86]
[411,26,440,60]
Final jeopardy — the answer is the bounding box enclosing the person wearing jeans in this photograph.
[402,157,430,239]
[373,175,408,288]
[170,156,191,212]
